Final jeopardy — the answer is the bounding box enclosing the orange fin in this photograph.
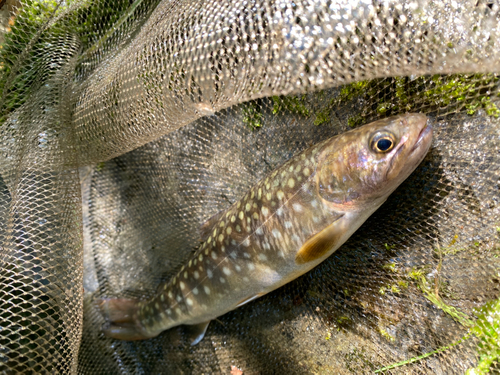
[97,298,154,341]
[295,214,345,265]
[199,209,225,241]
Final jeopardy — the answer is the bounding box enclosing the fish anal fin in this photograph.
[235,293,264,308]
[199,210,226,241]
[185,321,211,346]
[295,215,345,265]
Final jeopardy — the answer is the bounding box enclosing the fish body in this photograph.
[99,113,432,344]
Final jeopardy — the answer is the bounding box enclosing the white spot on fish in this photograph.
[248,263,255,271]
[245,203,251,211]
[198,254,203,261]
[256,227,264,235]
[277,190,284,200]
[161,294,165,302]
[253,212,259,220]
[242,238,251,247]
[303,167,311,176]
[251,190,255,199]
[186,298,193,306]
[218,234,224,242]
[192,287,199,295]
[292,203,303,212]
[237,201,241,208]
[166,309,172,315]
[168,291,173,299]
[313,216,320,223]
[243,276,249,282]
[261,206,269,216]
[272,229,282,239]
[220,277,226,283]
[184,271,188,278]
[311,199,318,208]
[235,264,241,272]
[276,208,284,216]
[207,269,213,279]
[231,215,236,223]
[258,254,268,261]
[266,192,272,200]
[292,234,300,242]
[223,267,231,276]
[236,225,241,232]
[284,221,292,229]
[194,271,200,279]
[288,178,295,188]
[204,286,211,295]
[176,295,182,302]
[258,188,262,199]
[263,242,271,250]
[239,211,244,220]
[211,251,217,260]
[295,165,301,173]
[226,227,232,235]
[243,252,250,258]
[155,303,159,309]
[175,308,182,315]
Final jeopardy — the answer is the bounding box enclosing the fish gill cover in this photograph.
[0,0,499,374]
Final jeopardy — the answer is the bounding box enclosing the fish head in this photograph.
[316,113,432,210]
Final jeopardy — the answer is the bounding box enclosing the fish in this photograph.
[98,113,432,345]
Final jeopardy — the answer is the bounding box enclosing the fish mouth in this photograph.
[410,123,433,154]
[385,121,433,180]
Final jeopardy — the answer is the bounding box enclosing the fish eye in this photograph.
[370,132,396,153]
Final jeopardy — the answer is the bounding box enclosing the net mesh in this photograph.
[0,0,499,373]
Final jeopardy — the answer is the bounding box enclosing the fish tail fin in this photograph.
[97,298,155,341]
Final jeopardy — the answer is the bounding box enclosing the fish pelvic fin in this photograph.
[185,321,211,346]
[97,298,156,341]
[295,214,345,264]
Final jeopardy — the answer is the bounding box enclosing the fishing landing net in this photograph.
[0,0,499,373]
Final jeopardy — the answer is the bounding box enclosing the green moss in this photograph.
[379,328,395,342]
[271,95,310,117]
[407,266,473,327]
[347,114,364,128]
[332,74,500,125]
[96,162,105,171]
[376,298,500,374]
[467,299,500,374]
[242,102,263,130]
[313,107,330,126]
[0,0,158,125]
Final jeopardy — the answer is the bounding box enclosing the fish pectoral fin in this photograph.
[199,209,226,241]
[295,214,345,265]
[185,321,211,346]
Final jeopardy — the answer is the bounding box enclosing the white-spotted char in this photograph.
[99,113,432,344]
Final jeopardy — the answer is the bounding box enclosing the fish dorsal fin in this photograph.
[199,210,226,241]
[185,321,211,346]
[295,214,345,265]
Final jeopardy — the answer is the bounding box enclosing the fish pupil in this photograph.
[377,138,393,151]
